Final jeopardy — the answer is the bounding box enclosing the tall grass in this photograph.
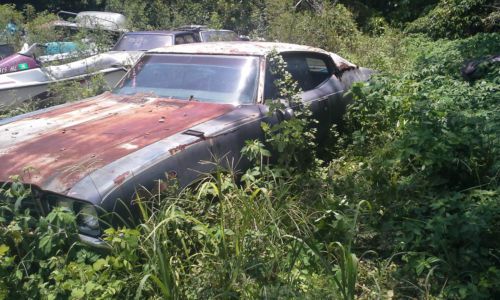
[121,146,369,298]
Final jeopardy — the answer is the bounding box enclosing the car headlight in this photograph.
[78,203,100,235]
[47,194,101,237]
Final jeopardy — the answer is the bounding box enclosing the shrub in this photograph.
[334,32,500,298]
[406,0,499,39]
[0,4,24,48]
[265,2,360,53]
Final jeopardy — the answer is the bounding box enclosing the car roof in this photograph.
[148,41,332,56]
[124,30,192,36]
[174,25,233,31]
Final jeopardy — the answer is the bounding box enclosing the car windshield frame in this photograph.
[112,34,174,51]
[113,53,261,105]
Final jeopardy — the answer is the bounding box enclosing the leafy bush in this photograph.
[1,2,499,299]
[265,2,360,53]
[334,32,500,298]
[0,4,24,47]
[406,0,499,39]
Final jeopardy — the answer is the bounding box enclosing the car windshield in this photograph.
[200,30,239,42]
[113,34,173,51]
[114,54,260,104]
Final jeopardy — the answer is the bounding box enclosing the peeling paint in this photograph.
[0,94,234,193]
[114,171,131,185]
[168,139,202,156]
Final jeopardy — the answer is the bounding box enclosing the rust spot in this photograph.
[337,62,356,72]
[118,93,154,104]
[168,139,201,156]
[114,171,131,185]
[0,94,234,193]
[168,144,185,156]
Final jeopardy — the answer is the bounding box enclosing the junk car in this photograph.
[0,42,372,247]
[174,25,245,42]
[111,30,199,51]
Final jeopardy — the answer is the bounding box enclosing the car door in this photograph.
[264,51,345,138]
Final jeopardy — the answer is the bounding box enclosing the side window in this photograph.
[183,34,195,44]
[264,52,335,100]
[175,36,185,44]
[282,53,334,91]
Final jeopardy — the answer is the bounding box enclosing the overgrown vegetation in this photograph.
[1,0,499,299]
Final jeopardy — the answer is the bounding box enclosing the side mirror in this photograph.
[265,98,294,121]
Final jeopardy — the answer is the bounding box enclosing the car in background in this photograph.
[111,30,198,51]
[175,25,246,42]
[0,42,371,247]
[112,27,243,52]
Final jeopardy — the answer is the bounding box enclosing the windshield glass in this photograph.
[114,54,260,104]
[200,30,239,42]
[113,34,173,51]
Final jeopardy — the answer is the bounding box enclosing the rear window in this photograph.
[200,30,239,42]
[113,34,174,51]
[175,34,196,45]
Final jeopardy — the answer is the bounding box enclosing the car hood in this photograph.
[0,92,234,194]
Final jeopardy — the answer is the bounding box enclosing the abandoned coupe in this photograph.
[0,42,371,247]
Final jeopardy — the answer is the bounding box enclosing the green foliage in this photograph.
[265,2,360,53]
[339,0,440,27]
[0,73,111,119]
[47,73,111,105]
[406,0,499,39]
[1,2,500,299]
[24,11,59,44]
[334,32,500,298]
[396,190,500,299]
[0,180,141,299]
[262,51,317,170]
[102,0,265,33]
[0,4,24,47]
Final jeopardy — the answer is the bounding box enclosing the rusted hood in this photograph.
[0,92,234,193]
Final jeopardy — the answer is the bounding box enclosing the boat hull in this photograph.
[0,67,127,109]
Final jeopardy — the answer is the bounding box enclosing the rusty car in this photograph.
[0,42,371,247]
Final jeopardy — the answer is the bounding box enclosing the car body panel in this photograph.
[0,42,373,245]
[0,92,234,194]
